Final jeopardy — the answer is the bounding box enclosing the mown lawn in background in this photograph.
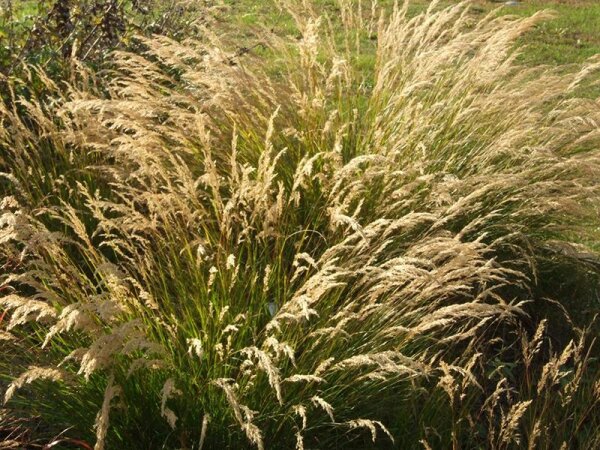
[472,0,600,98]
[224,0,600,97]
[6,0,600,67]
[6,1,600,79]
[491,0,600,66]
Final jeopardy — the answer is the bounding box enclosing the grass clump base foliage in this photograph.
[1,1,600,448]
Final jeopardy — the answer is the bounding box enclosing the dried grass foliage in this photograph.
[1,0,599,448]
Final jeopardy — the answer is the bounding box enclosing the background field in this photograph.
[5,0,600,73]
[225,0,600,97]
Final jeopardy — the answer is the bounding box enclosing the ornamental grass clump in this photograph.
[1,1,599,448]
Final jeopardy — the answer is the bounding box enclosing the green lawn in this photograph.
[223,0,600,96]
[470,0,600,98]
[5,1,600,71]
[498,0,600,66]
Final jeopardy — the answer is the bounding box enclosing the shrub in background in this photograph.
[1,1,599,448]
[0,0,220,77]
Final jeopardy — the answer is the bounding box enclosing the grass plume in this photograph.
[1,1,599,448]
